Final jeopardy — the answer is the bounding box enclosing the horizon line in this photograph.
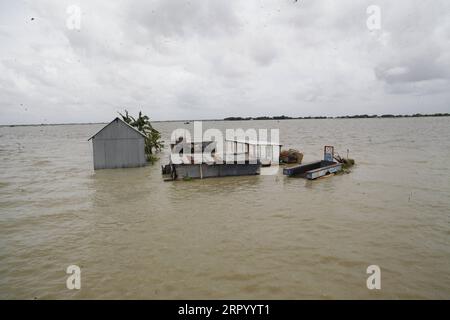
[1,112,449,127]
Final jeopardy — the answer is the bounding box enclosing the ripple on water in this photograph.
[0,119,450,299]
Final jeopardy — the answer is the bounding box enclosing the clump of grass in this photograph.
[279,149,303,164]
[336,158,355,175]
[182,176,193,181]
[341,158,355,169]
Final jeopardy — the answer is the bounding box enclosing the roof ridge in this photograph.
[88,117,147,140]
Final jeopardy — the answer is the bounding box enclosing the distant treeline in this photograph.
[224,113,450,121]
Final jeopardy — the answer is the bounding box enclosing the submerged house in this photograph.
[161,138,263,181]
[89,117,147,170]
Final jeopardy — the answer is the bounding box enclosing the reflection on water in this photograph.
[0,118,449,299]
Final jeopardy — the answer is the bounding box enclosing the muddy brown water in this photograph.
[0,118,449,299]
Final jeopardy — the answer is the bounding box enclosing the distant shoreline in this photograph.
[1,113,449,127]
[223,113,450,121]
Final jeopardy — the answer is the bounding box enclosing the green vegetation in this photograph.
[119,110,164,163]
[335,158,355,175]
[223,116,253,121]
[223,113,450,121]
[341,158,355,169]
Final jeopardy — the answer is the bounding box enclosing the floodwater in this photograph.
[0,118,449,299]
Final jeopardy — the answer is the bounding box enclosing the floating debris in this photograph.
[333,152,355,174]
[279,149,303,164]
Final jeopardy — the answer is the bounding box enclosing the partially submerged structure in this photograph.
[283,146,342,180]
[225,138,283,167]
[89,117,147,170]
[225,138,282,159]
[161,138,262,181]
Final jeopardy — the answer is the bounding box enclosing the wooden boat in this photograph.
[283,146,342,180]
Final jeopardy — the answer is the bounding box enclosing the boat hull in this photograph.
[283,160,342,180]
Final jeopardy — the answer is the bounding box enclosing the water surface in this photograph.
[0,118,449,299]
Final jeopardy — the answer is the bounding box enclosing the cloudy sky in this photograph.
[0,0,449,124]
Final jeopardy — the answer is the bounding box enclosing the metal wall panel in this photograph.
[91,119,146,170]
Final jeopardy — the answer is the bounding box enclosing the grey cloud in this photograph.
[371,0,450,93]
[375,53,449,84]
[1,0,450,125]
[250,37,278,66]
[128,0,239,39]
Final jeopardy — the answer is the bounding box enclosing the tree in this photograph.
[119,110,164,163]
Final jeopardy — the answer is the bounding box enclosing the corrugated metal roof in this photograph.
[88,117,147,141]
[225,138,282,146]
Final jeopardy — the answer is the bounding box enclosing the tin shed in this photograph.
[89,117,147,170]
